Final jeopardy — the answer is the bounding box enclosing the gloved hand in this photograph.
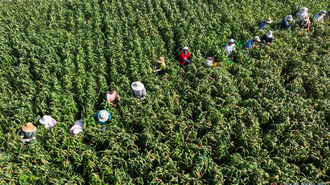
[187,61,191,64]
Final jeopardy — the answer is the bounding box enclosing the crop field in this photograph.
[0,0,329,184]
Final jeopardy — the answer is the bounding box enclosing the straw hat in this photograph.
[300,7,308,13]
[157,57,165,64]
[266,31,273,38]
[228,38,234,43]
[286,15,293,21]
[131,81,145,91]
[265,18,273,23]
[22,122,36,132]
[253,36,261,42]
[98,110,109,122]
[183,46,188,50]
[39,115,52,125]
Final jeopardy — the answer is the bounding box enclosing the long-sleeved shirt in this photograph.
[258,21,267,30]
[21,129,37,140]
[179,52,191,65]
[280,18,293,29]
[132,88,147,100]
[244,39,255,49]
[106,91,120,103]
[154,62,167,73]
[224,44,236,57]
[314,13,325,22]
[261,35,273,44]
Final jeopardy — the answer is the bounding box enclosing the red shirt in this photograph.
[179,52,191,65]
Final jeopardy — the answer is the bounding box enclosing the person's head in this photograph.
[320,10,326,15]
[265,18,272,24]
[266,31,273,38]
[300,7,308,13]
[109,86,115,94]
[228,39,234,46]
[253,36,261,44]
[286,15,293,21]
[183,46,188,54]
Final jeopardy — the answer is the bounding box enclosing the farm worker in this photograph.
[298,16,310,31]
[261,31,274,45]
[314,10,327,22]
[106,86,121,107]
[280,15,295,29]
[70,120,83,135]
[20,122,37,143]
[153,57,166,74]
[39,115,58,130]
[179,46,193,66]
[258,18,272,30]
[94,110,111,129]
[131,81,147,100]
[224,39,236,57]
[204,57,214,67]
[296,7,308,21]
[244,36,261,50]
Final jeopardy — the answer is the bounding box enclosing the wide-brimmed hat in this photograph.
[98,110,109,122]
[183,46,188,50]
[265,18,273,23]
[74,120,83,126]
[253,36,261,42]
[228,38,234,43]
[266,31,273,38]
[157,57,165,64]
[39,115,52,125]
[22,122,36,132]
[320,10,326,15]
[300,7,308,13]
[131,81,145,91]
[286,15,293,21]
[73,128,82,135]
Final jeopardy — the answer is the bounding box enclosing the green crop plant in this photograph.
[0,0,329,184]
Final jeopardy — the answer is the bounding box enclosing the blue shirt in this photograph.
[280,18,293,29]
[94,110,111,125]
[259,21,267,30]
[244,39,254,49]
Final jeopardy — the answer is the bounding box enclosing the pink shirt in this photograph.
[106,91,120,102]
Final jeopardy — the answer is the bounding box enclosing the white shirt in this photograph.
[314,13,324,21]
[224,44,236,56]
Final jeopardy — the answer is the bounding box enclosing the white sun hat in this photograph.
[73,128,81,135]
[39,115,53,125]
[286,15,293,21]
[266,31,273,38]
[183,46,189,50]
[320,10,326,15]
[131,81,145,91]
[228,39,234,43]
[98,110,109,122]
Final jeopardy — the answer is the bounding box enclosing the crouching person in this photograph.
[70,120,83,135]
[21,122,37,143]
[94,110,111,130]
[131,81,147,100]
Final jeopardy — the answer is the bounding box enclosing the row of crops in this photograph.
[0,0,329,184]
